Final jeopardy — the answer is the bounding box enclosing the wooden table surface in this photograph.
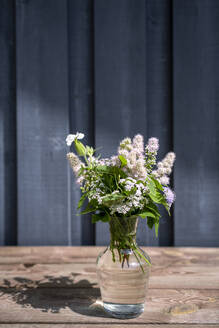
[0,247,218,327]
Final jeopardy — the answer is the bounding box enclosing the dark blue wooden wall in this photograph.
[0,0,219,246]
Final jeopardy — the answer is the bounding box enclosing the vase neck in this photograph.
[109,216,138,250]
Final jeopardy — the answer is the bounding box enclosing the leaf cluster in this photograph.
[72,139,170,238]
[138,177,170,236]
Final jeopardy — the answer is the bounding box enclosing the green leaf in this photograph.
[92,212,110,223]
[162,201,171,215]
[81,208,95,215]
[85,146,94,156]
[96,165,108,172]
[146,204,160,217]
[139,211,156,219]
[80,201,96,215]
[148,178,157,194]
[149,192,163,203]
[148,178,164,201]
[101,193,125,206]
[147,217,155,229]
[111,165,127,178]
[91,214,100,223]
[151,176,163,191]
[155,221,159,237]
[118,155,127,168]
[77,193,87,209]
[91,214,107,223]
[74,139,86,156]
[134,248,151,266]
[157,197,171,215]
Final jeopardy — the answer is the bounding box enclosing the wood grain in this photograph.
[0,0,17,246]
[0,288,218,323]
[0,247,218,289]
[145,0,173,247]
[0,246,218,264]
[0,325,218,328]
[67,0,95,246]
[0,262,218,289]
[173,0,219,247]
[16,0,69,245]
[0,247,218,325]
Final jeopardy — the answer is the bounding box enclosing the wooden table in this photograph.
[0,247,218,327]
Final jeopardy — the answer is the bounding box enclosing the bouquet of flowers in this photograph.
[66,132,175,266]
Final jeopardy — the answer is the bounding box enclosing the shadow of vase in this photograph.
[0,273,111,318]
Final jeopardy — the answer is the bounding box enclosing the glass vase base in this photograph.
[103,302,144,319]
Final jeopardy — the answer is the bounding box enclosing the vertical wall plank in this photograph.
[174,0,219,246]
[94,0,148,245]
[68,0,95,245]
[145,0,172,246]
[0,0,17,245]
[16,0,70,245]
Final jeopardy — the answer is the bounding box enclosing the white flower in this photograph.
[152,151,175,186]
[67,152,83,176]
[128,151,137,166]
[152,170,159,178]
[165,168,172,175]
[157,167,166,175]
[159,175,170,185]
[110,156,120,166]
[66,135,75,146]
[66,132,85,146]
[125,184,133,191]
[119,137,132,151]
[118,148,129,158]
[76,132,85,139]
[146,137,159,153]
[76,176,84,185]
[132,134,144,156]
[136,189,142,197]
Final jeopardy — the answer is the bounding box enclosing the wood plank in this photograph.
[0,288,218,324]
[67,0,95,245]
[16,0,70,245]
[0,261,218,290]
[0,325,218,328]
[0,247,218,288]
[0,0,17,245]
[173,0,219,246]
[0,247,218,324]
[145,0,173,246]
[0,247,218,265]
[94,0,148,246]
[0,246,103,263]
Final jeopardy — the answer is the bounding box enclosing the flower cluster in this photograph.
[163,187,175,208]
[146,137,159,153]
[118,134,147,180]
[66,132,176,236]
[152,152,175,185]
[109,178,149,215]
[145,137,159,173]
[67,152,84,184]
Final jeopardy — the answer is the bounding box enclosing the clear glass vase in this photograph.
[96,216,151,319]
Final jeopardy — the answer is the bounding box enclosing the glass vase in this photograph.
[96,216,151,319]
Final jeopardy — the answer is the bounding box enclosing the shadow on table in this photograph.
[0,273,111,318]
